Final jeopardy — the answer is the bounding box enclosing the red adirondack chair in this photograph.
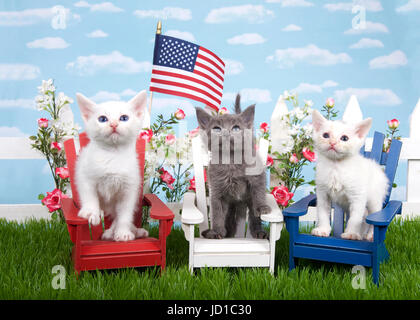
[62,132,174,274]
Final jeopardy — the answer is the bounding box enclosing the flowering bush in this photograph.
[29,79,79,220]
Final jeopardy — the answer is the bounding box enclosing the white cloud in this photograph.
[74,1,124,13]
[66,51,152,76]
[334,88,402,106]
[349,38,384,49]
[324,0,383,12]
[266,0,314,7]
[151,97,195,116]
[0,64,40,80]
[89,89,143,103]
[293,80,339,93]
[223,89,272,104]
[227,33,266,45]
[0,6,79,26]
[222,58,244,75]
[396,0,420,12]
[86,29,108,38]
[133,7,192,21]
[205,5,274,24]
[266,44,352,68]
[26,37,70,49]
[0,98,35,109]
[344,21,388,34]
[120,89,138,97]
[369,50,408,69]
[165,30,195,42]
[281,24,302,32]
[0,126,27,137]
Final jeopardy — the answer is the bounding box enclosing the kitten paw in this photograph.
[78,207,103,226]
[101,228,114,241]
[114,229,135,242]
[341,232,362,241]
[256,205,271,216]
[135,228,149,238]
[311,226,331,237]
[363,232,374,242]
[252,230,269,239]
[201,229,223,239]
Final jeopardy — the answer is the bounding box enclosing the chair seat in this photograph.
[80,237,161,257]
[194,238,270,254]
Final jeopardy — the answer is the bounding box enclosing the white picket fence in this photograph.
[1,95,419,222]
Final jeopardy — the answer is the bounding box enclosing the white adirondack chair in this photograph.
[181,136,284,274]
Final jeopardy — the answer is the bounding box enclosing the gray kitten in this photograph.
[195,94,271,239]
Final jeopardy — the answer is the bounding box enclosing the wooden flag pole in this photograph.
[148,20,162,118]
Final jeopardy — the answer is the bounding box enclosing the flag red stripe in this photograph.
[192,69,224,90]
[151,69,222,97]
[150,78,222,104]
[195,61,224,82]
[149,87,219,111]
[199,46,225,67]
[197,53,224,75]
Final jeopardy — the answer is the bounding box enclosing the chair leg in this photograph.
[289,256,297,271]
[372,260,380,286]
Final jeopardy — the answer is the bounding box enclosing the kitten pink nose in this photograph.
[109,122,118,131]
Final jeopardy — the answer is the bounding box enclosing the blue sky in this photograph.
[0,0,419,203]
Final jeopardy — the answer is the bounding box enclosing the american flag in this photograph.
[150,34,225,111]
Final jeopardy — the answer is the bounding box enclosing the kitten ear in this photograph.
[311,110,326,132]
[129,90,147,118]
[355,118,372,138]
[196,107,212,129]
[241,104,255,127]
[76,93,96,122]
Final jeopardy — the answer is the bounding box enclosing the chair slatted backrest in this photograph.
[191,135,269,237]
[332,131,402,237]
[63,132,146,236]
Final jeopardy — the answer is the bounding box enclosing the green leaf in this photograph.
[38,193,45,200]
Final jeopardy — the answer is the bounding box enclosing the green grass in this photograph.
[0,218,419,299]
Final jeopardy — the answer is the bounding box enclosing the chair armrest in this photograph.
[143,194,174,220]
[261,194,283,223]
[282,194,317,217]
[366,200,402,226]
[61,198,88,225]
[181,192,204,225]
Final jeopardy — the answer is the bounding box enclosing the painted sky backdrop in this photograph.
[1,0,419,203]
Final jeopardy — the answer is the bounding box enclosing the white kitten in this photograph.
[311,110,389,241]
[75,90,149,242]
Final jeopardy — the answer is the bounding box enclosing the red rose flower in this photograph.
[42,188,68,213]
[387,119,399,130]
[271,185,294,207]
[38,118,49,128]
[188,170,207,192]
[266,155,274,167]
[55,167,69,179]
[260,122,269,133]
[160,168,175,189]
[50,141,62,151]
[140,129,153,143]
[174,108,186,120]
[302,147,316,162]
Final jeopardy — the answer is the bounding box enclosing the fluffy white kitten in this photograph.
[75,90,149,242]
[311,110,389,241]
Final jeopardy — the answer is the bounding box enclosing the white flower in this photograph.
[289,107,306,121]
[283,90,291,100]
[302,123,313,138]
[304,99,314,108]
[289,124,300,136]
[37,79,55,94]
[56,92,73,107]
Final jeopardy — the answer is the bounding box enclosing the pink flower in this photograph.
[266,155,274,167]
[271,185,294,207]
[289,153,299,164]
[219,107,229,115]
[387,119,399,130]
[50,141,62,151]
[38,118,49,128]
[42,188,68,213]
[165,134,176,145]
[188,127,200,139]
[174,108,186,120]
[140,129,153,143]
[325,97,335,108]
[260,122,269,133]
[159,168,175,189]
[302,147,316,162]
[55,167,69,179]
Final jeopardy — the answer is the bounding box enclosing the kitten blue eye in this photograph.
[98,116,108,123]
[212,126,222,132]
[340,135,349,141]
[232,125,240,132]
[322,132,329,138]
[119,115,129,122]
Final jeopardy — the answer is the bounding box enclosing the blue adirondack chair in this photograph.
[283,132,402,285]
